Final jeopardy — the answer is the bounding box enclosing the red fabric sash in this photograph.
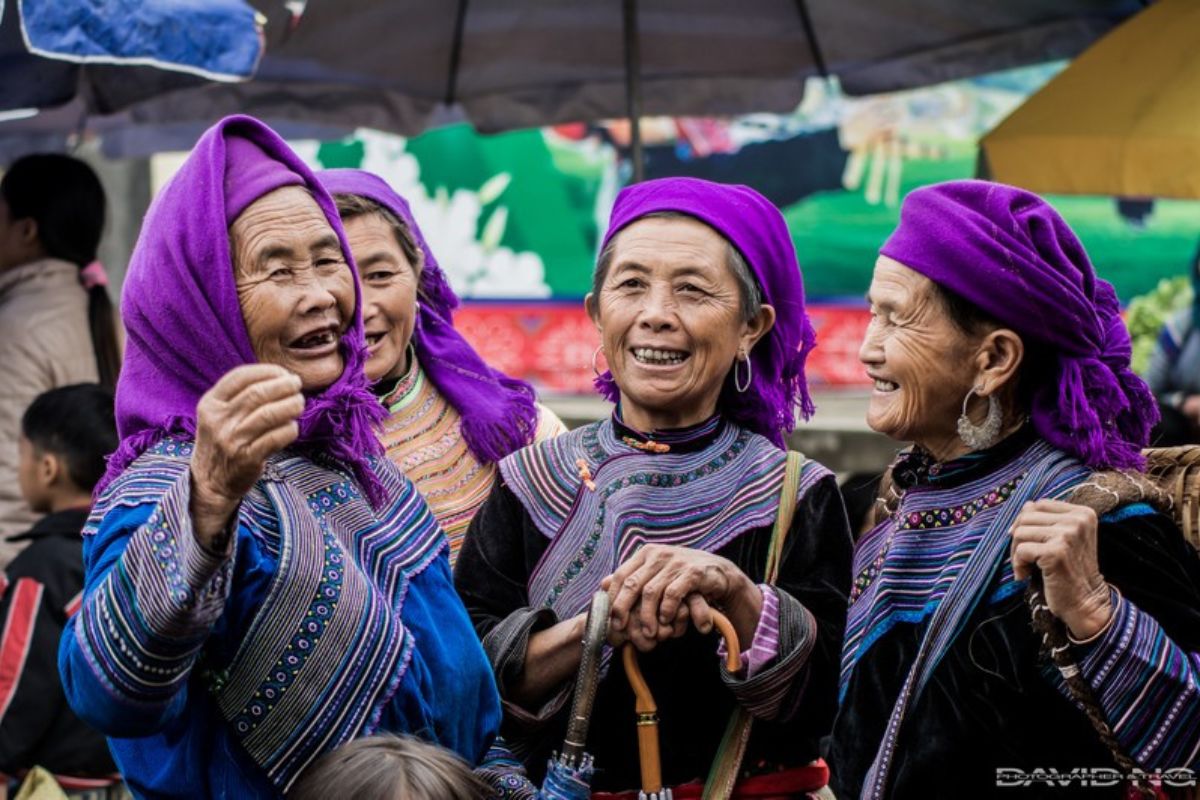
[591,759,830,800]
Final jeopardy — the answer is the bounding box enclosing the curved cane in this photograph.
[561,591,611,768]
[622,606,743,800]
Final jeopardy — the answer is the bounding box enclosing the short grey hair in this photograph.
[592,211,764,323]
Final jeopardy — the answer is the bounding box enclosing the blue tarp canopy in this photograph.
[0,0,261,114]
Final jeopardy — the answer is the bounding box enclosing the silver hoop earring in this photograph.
[957,386,1002,451]
[734,353,752,393]
[592,345,605,377]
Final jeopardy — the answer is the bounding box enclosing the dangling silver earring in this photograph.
[734,351,752,393]
[592,345,605,377]
[957,386,1002,450]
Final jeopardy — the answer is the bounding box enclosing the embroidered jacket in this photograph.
[58,439,502,798]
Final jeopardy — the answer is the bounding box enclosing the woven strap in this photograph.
[703,451,805,800]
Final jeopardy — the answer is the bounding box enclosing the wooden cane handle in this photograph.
[709,609,742,673]
[622,643,663,793]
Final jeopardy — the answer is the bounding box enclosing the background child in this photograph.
[0,384,117,784]
[287,735,490,800]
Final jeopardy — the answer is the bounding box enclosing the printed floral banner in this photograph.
[276,63,1200,393]
[453,303,872,393]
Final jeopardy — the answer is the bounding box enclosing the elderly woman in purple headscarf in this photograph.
[455,177,853,796]
[55,117,510,799]
[314,169,565,564]
[832,180,1200,799]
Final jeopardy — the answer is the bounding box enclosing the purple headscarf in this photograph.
[316,169,539,463]
[98,115,387,502]
[881,179,1158,471]
[597,177,817,448]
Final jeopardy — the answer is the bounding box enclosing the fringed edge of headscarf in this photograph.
[95,414,198,500]
[456,370,540,463]
[1032,283,1159,471]
[95,386,391,510]
[592,317,817,448]
[416,311,541,465]
[1032,355,1158,472]
[300,375,390,508]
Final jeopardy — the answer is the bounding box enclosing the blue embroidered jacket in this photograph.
[58,439,502,799]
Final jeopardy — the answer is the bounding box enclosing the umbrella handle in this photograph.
[622,607,742,798]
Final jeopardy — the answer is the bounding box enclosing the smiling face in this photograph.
[231,186,356,393]
[859,255,985,457]
[342,212,421,383]
[589,216,773,432]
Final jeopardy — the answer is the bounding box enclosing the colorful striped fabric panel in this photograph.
[379,362,566,564]
[72,437,448,792]
[502,418,830,621]
[1071,594,1200,769]
[840,440,1072,697]
[74,467,233,706]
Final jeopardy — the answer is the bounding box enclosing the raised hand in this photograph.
[190,364,305,550]
[1010,499,1114,640]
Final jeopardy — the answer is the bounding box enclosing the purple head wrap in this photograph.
[597,177,817,448]
[880,179,1158,471]
[316,168,538,463]
[98,115,387,502]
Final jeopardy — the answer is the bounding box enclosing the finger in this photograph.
[686,594,714,635]
[666,604,690,640]
[606,624,629,649]
[245,421,301,464]
[239,393,307,438]
[608,560,655,631]
[1012,541,1054,582]
[1025,499,1083,513]
[629,624,658,653]
[229,372,305,412]
[210,364,296,400]
[658,572,701,625]
[606,548,647,602]
[1009,524,1057,545]
[1011,509,1079,529]
[637,568,677,637]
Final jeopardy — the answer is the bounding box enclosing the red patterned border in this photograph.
[452,302,871,394]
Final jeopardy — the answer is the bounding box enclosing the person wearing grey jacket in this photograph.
[0,155,120,560]
[1145,244,1200,446]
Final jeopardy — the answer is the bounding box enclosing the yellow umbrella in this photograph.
[981,0,1200,199]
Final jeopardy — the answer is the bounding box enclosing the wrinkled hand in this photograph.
[1010,499,1114,640]
[190,364,304,550]
[599,544,761,653]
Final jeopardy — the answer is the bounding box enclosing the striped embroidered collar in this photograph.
[611,409,724,455]
[892,424,1037,492]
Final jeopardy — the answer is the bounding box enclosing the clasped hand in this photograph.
[599,544,762,653]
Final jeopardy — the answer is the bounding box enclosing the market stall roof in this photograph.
[1,0,1151,161]
[982,0,1200,199]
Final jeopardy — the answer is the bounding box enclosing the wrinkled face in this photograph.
[231,186,356,393]
[860,256,980,454]
[17,436,50,513]
[344,213,421,383]
[591,216,753,430]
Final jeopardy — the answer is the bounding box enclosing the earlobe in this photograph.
[584,292,601,328]
[19,217,40,247]
[977,329,1024,394]
[741,304,776,350]
[38,453,60,486]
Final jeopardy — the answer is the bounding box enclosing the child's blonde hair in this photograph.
[287,734,489,800]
